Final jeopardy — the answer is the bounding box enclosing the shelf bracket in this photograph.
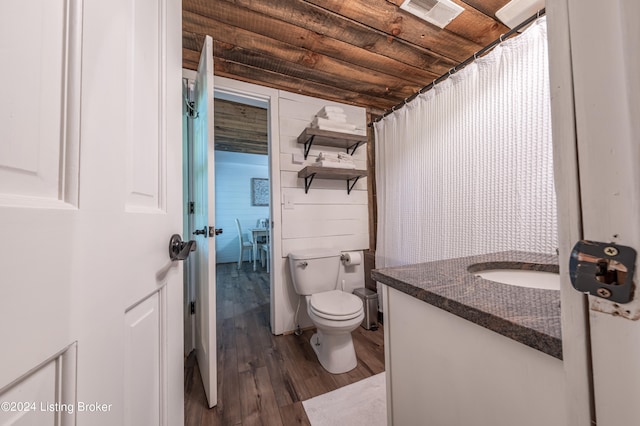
[346,141,363,156]
[303,173,317,194]
[346,176,361,194]
[303,135,315,160]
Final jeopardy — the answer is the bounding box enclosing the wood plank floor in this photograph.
[185,262,385,426]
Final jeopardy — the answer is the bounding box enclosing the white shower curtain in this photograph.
[374,18,557,268]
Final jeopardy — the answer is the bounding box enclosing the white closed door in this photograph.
[0,0,184,425]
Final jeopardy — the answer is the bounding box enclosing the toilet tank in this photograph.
[288,248,341,295]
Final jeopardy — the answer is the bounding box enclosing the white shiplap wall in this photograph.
[277,91,369,332]
[278,93,368,252]
[214,151,269,264]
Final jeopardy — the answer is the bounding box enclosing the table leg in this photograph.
[253,242,258,271]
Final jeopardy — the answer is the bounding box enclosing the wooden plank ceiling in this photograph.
[183,0,511,114]
[214,98,267,155]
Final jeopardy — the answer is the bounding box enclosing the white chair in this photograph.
[260,243,270,273]
[235,219,253,269]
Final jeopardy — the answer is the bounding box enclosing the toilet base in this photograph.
[310,330,357,374]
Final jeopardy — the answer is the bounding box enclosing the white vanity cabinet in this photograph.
[383,286,566,426]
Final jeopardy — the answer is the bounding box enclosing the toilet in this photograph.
[288,248,365,374]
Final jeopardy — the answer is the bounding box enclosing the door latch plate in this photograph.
[209,226,223,237]
[570,240,637,303]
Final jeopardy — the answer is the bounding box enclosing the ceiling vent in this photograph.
[496,0,545,29]
[399,0,464,29]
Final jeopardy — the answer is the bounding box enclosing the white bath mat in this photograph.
[302,373,387,426]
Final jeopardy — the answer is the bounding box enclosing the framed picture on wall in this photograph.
[251,178,269,206]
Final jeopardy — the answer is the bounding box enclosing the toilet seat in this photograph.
[309,290,363,321]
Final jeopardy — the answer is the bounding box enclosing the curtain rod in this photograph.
[368,8,546,127]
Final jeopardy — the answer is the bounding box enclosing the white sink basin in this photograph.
[475,269,560,290]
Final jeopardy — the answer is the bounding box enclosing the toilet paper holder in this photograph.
[341,251,362,266]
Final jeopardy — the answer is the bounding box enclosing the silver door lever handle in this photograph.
[169,234,197,261]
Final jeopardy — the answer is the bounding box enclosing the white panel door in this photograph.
[563,0,640,425]
[0,0,184,425]
[192,35,218,408]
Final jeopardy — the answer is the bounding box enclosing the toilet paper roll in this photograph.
[342,251,362,266]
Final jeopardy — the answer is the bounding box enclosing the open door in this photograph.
[190,35,218,408]
[0,0,183,425]
[555,1,640,425]
[549,1,640,425]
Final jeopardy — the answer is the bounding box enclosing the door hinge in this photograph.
[190,301,196,315]
[187,101,199,119]
[188,202,195,214]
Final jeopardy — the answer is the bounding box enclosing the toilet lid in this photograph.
[309,290,363,320]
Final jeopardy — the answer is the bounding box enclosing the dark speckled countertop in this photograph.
[371,251,562,359]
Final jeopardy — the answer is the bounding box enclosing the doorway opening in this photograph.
[213,91,271,321]
[181,72,277,410]
[182,79,274,351]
